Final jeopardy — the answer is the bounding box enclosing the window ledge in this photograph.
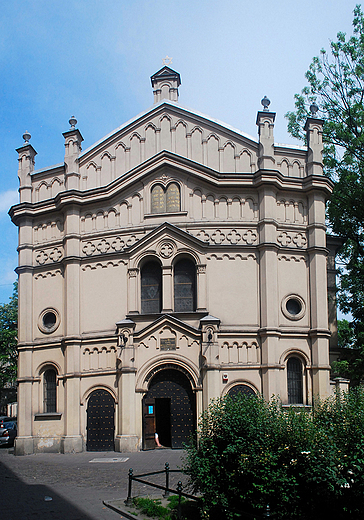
[34,412,62,421]
[144,211,188,219]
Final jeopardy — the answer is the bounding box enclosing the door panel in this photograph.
[143,397,156,450]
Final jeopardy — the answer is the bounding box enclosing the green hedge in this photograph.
[183,390,364,519]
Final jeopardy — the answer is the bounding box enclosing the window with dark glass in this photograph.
[44,369,57,413]
[141,261,162,314]
[287,357,303,404]
[174,259,196,312]
[151,183,180,213]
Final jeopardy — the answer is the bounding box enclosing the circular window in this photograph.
[282,295,305,321]
[38,308,60,334]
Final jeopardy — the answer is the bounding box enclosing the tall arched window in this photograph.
[287,357,303,404]
[141,261,162,314]
[151,183,180,213]
[174,259,196,312]
[44,369,57,413]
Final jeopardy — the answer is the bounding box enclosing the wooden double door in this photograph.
[143,368,196,450]
[86,389,115,451]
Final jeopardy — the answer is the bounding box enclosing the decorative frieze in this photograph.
[277,231,307,249]
[81,234,140,257]
[34,246,63,265]
[190,228,258,246]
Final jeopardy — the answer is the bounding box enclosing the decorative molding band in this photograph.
[81,234,141,257]
[277,230,307,248]
[34,246,64,265]
[189,228,258,246]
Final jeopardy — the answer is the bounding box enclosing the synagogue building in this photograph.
[10,67,338,454]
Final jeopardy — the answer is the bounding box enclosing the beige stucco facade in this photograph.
[11,67,335,455]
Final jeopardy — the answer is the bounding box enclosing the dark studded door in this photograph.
[143,369,196,449]
[86,389,115,451]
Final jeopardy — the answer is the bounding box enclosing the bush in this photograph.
[183,390,364,519]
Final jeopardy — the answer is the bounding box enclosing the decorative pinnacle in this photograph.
[69,116,77,129]
[309,102,319,117]
[261,96,270,111]
[22,131,31,144]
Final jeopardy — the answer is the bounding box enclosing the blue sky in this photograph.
[0,0,357,304]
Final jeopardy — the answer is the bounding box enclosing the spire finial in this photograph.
[162,55,173,66]
[309,102,319,117]
[261,96,270,111]
[69,116,77,129]
[22,131,31,144]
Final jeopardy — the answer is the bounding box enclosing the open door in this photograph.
[142,397,156,450]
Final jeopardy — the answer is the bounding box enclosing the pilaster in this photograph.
[304,105,324,176]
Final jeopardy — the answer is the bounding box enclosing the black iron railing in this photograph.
[124,462,272,519]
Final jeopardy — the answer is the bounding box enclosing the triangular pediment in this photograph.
[125,221,207,257]
[150,66,181,86]
[133,314,201,342]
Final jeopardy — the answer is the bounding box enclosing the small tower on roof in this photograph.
[151,65,181,103]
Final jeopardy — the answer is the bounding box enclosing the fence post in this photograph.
[163,462,170,497]
[124,468,133,506]
[177,481,182,520]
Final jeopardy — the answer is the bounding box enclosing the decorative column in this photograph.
[128,268,139,314]
[304,103,324,176]
[115,319,139,452]
[14,133,36,455]
[196,264,207,311]
[162,265,173,313]
[200,315,221,409]
[63,116,83,191]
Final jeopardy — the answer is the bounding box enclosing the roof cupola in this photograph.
[150,65,181,103]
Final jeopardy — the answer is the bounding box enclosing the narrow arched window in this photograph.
[287,357,303,404]
[44,369,57,413]
[174,259,196,312]
[151,183,180,214]
[141,261,162,314]
[151,185,165,214]
[166,183,180,212]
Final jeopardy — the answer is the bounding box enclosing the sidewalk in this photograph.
[0,447,186,519]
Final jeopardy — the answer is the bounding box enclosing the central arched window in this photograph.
[44,369,57,413]
[141,261,162,314]
[174,259,196,312]
[151,183,180,213]
[287,357,303,404]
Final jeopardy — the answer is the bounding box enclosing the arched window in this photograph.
[151,183,180,214]
[228,384,256,398]
[174,259,196,312]
[287,357,303,404]
[44,369,57,413]
[141,261,162,314]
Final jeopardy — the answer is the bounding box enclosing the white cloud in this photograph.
[0,190,18,212]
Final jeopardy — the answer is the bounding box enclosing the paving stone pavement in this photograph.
[0,446,187,520]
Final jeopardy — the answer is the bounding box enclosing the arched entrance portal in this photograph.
[86,389,115,451]
[143,368,196,450]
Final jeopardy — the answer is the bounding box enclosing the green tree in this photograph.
[0,282,18,401]
[285,5,364,381]
[184,391,364,519]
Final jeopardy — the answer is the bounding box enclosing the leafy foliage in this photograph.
[285,5,364,381]
[0,282,18,394]
[183,392,364,519]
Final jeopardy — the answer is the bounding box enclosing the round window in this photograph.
[43,312,57,330]
[38,308,60,334]
[282,295,305,321]
[286,298,302,316]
